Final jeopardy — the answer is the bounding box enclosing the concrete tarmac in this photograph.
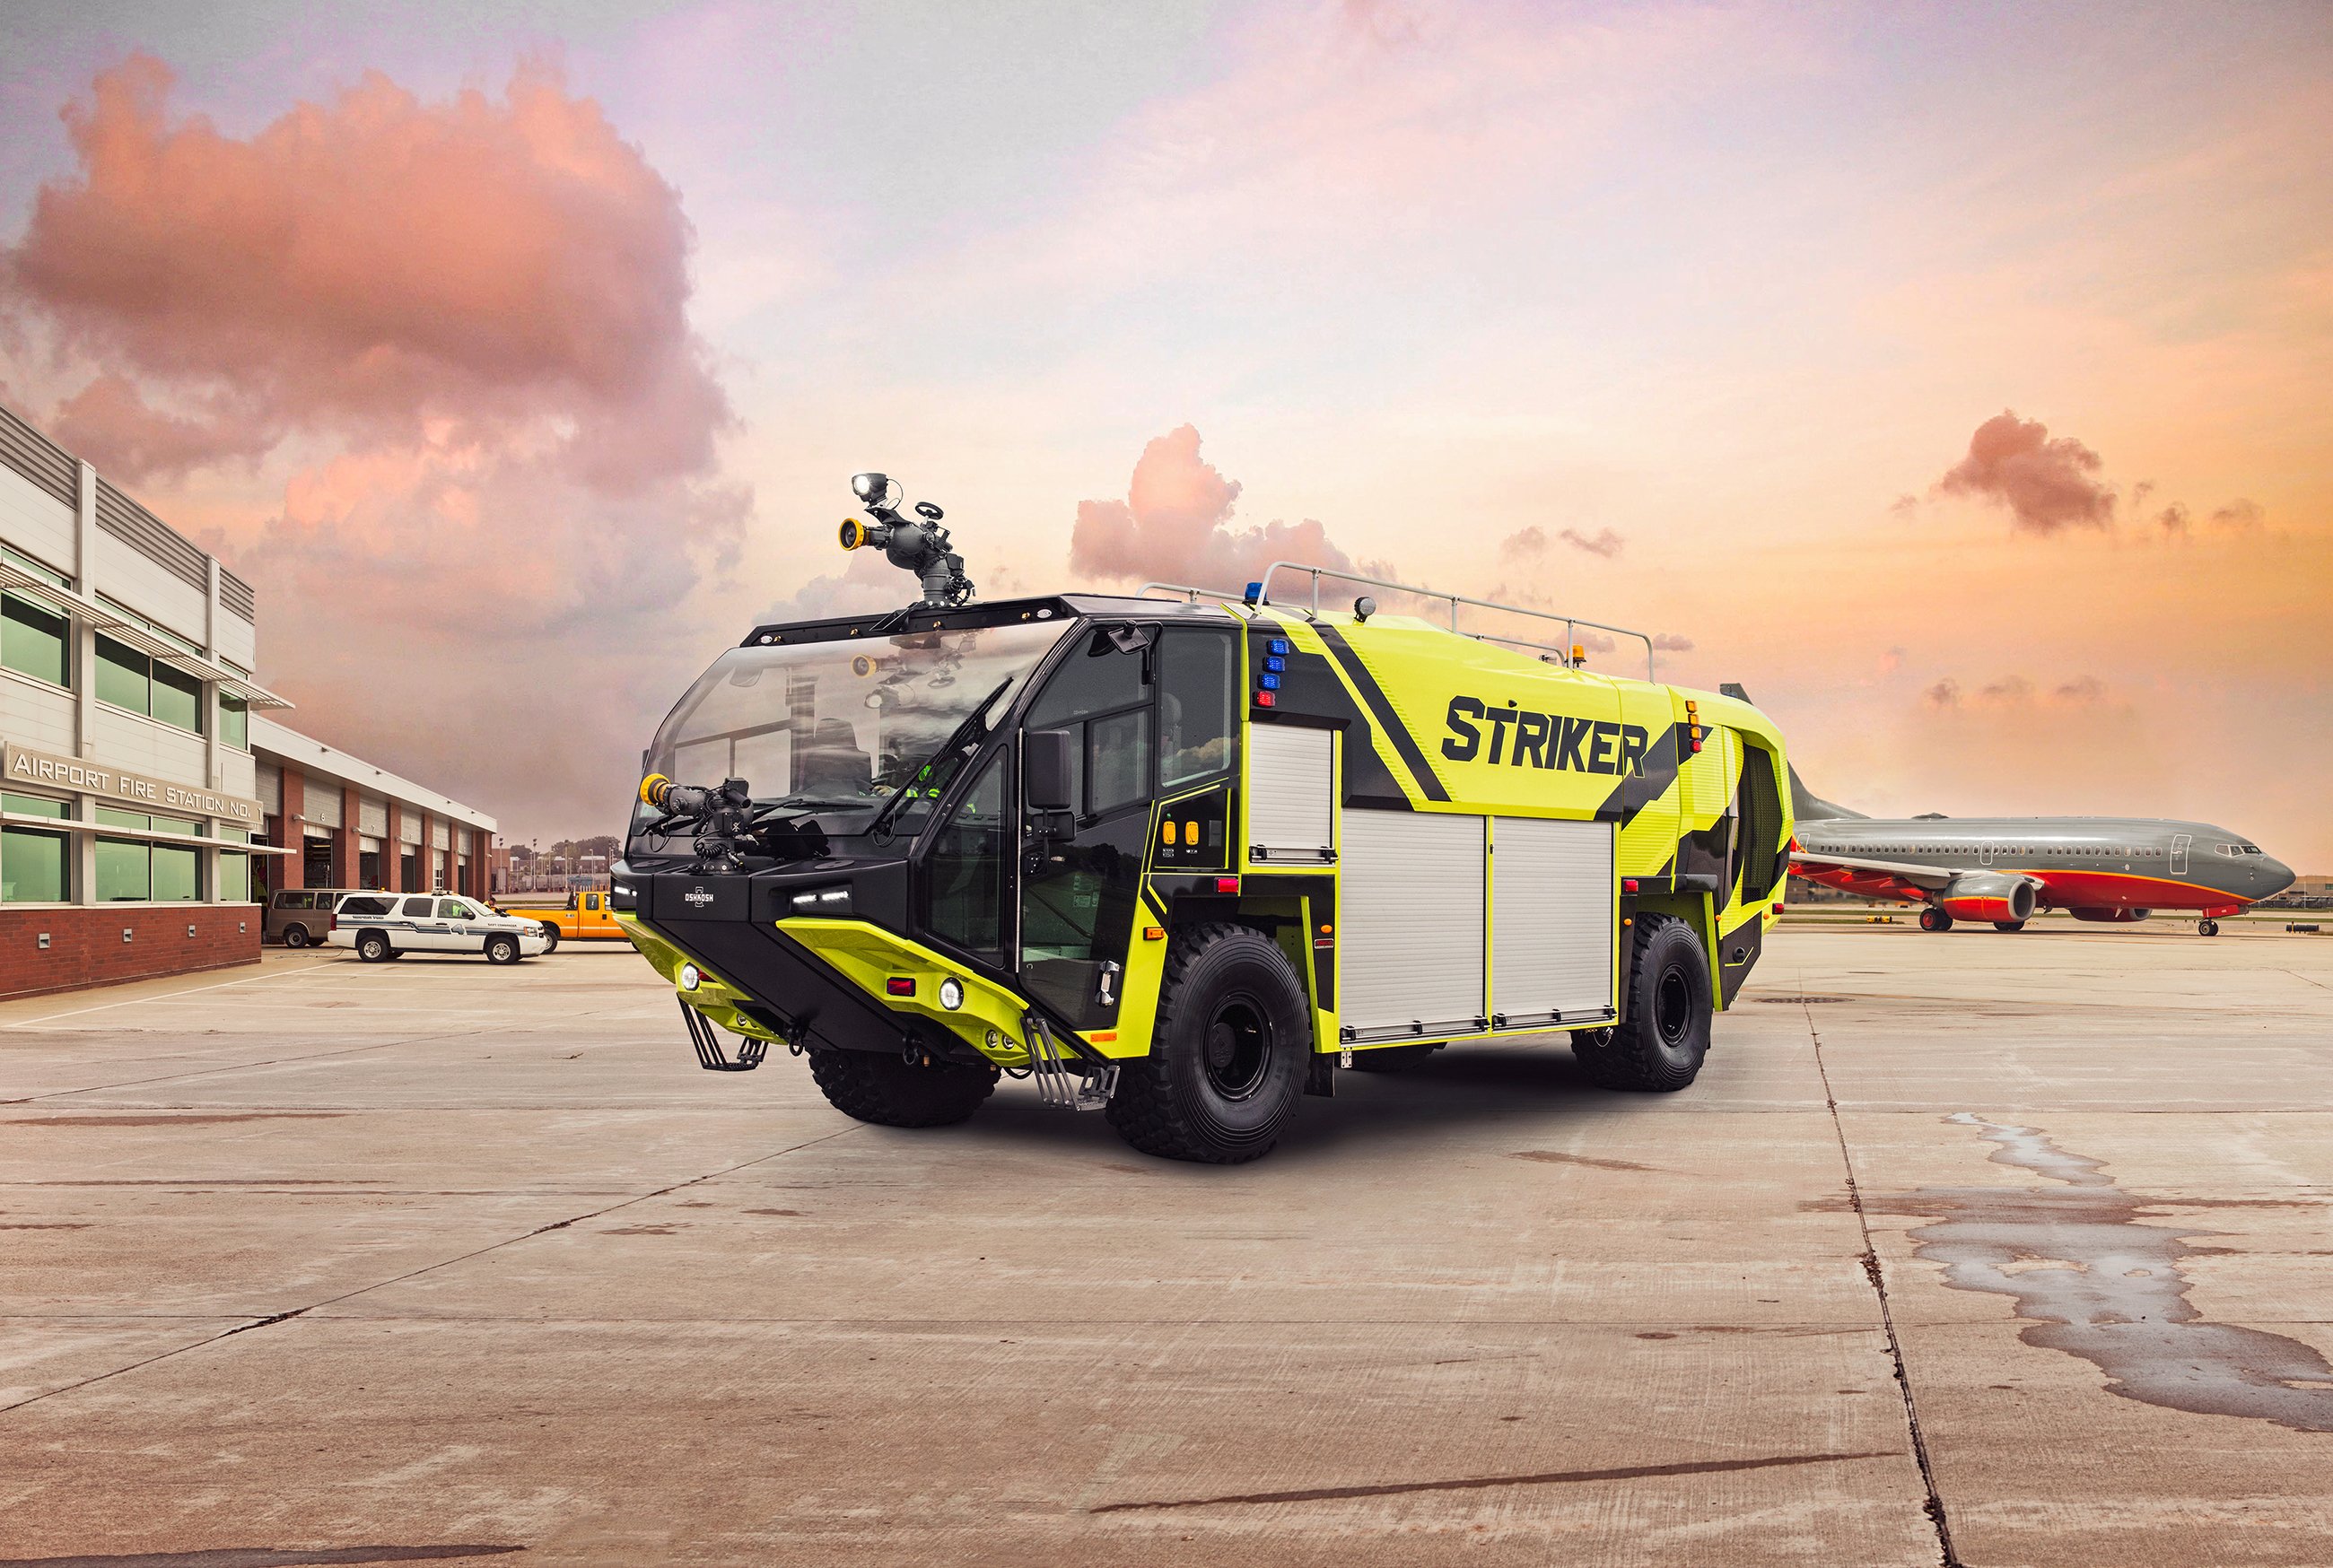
[1,925,2328,1566]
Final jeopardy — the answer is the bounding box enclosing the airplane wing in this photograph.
[1788,847,1954,895]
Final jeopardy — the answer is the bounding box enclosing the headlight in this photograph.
[677,963,702,991]
[938,977,965,1010]
[790,885,853,916]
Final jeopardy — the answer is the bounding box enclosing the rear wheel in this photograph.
[1349,1042,1440,1073]
[485,934,520,964]
[1992,920,2027,932]
[1919,907,1954,933]
[1107,923,1309,1163]
[283,924,313,949]
[537,923,562,953]
[1576,915,1710,1093]
[808,1049,998,1127]
[354,930,391,963]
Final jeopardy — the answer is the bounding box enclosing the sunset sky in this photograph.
[3,1,2327,863]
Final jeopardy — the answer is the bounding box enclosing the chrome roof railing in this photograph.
[1259,561,1658,682]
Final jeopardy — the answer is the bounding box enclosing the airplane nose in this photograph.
[2259,856,2296,899]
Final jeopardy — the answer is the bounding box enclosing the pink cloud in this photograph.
[1935,411,2115,535]
[1,54,744,840]
[5,53,727,490]
[1069,423,1360,593]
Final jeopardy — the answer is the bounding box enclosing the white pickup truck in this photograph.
[330,893,552,964]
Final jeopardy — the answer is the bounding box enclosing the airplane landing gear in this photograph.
[2198,918,2221,937]
[1919,907,1954,933]
[1992,920,2027,932]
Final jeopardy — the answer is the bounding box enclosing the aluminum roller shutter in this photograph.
[1245,724,1334,865]
[1490,815,1614,1024]
[1339,807,1485,1036]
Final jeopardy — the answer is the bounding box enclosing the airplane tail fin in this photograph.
[1718,683,1866,823]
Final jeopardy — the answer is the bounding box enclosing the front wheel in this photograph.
[537,923,562,953]
[354,930,392,963]
[1576,915,1710,1093]
[1106,923,1309,1163]
[485,934,521,964]
[1919,906,1954,933]
[2198,919,2220,937]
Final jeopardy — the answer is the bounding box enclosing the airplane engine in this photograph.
[2070,907,2149,923]
[1936,871,2039,925]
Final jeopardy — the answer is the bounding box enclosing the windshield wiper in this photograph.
[866,676,1013,844]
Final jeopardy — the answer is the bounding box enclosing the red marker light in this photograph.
[1254,690,1277,708]
[1215,876,1240,893]
[885,977,915,997]
[1622,878,1639,893]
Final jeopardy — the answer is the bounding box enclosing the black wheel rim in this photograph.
[1201,993,1271,1100]
[1655,967,1694,1049]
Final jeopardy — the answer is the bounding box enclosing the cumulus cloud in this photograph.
[6,54,728,490]
[1,55,744,839]
[2155,501,2191,535]
[2211,498,2264,527]
[1560,527,1623,558]
[1499,525,1548,561]
[50,373,273,482]
[2053,676,2107,705]
[1069,423,1360,592]
[1650,632,1694,651]
[1925,678,1962,710]
[1935,410,2115,534]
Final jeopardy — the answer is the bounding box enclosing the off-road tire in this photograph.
[808,1049,998,1128]
[283,925,313,949]
[354,930,391,963]
[1575,914,1710,1093]
[1349,1042,1440,1073]
[1105,922,1309,1163]
[537,924,562,953]
[485,934,521,965]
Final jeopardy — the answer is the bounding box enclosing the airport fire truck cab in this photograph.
[615,476,1795,1163]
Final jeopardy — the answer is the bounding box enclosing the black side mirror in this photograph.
[1025,729,1075,813]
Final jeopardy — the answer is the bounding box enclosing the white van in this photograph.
[329,893,552,964]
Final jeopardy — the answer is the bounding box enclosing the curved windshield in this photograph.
[630,620,1067,852]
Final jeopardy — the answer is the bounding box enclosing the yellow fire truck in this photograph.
[616,474,1794,1163]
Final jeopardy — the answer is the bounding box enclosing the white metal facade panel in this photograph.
[1,676,74,755]
[93,534,208,645]
[0,464,76,575]
[1338,808,1485,1032]
[1491,815,1614,1021]
[304,782,343,828]
[254,760,281,816]
[1245,724,1334,864]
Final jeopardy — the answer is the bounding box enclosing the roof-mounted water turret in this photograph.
[837,471,974,608]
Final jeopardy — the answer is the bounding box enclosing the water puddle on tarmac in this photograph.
[1880,1113,2333,1433]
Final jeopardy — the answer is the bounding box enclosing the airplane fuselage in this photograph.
[1792,816,2294,921]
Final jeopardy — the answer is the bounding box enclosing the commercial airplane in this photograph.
[1717,687,2297,936]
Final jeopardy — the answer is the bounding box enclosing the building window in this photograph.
[2,593,70,686]
[96,634,152,716]
[218,826,251,903]
[94,808,205,902]
[93,634,206,736]
[2,792,69,903]
[220,694,249,750]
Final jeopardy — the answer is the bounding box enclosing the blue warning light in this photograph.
[1267,638,1290,656]
[1259,673,1281,691]
[1264,656,1286,673]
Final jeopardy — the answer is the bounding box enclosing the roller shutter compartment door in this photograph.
[1490,815,1615,1026]
[1339,808,1486,1038]
[1245,724,1334,865]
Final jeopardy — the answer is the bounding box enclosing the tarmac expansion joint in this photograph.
[1805,1000,1964,1568]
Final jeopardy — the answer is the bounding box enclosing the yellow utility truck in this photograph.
[614,473,1794,1163]
[529,890,625,951]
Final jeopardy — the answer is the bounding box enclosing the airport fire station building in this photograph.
[1,400,496,1001]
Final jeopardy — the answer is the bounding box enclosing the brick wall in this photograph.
[0,905,262,1003]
